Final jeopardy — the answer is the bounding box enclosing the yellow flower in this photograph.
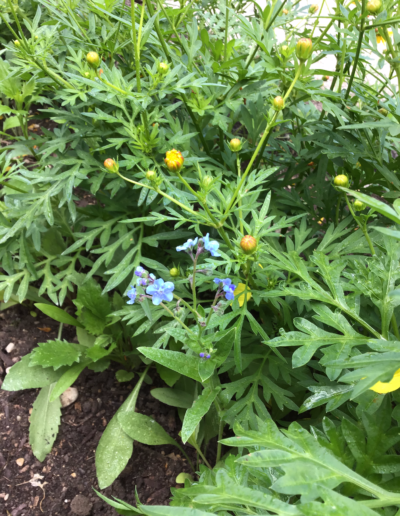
[234,283,252,307]
[164,149,184,173]
[376,35,385,44]
[370,368,400,394]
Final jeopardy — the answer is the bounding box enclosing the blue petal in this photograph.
[163,281,175,291]
[225,291,234,301]
[146,284,156,295]
[214,278,222,284]
[163,291,174,302]
[151,293,163,305]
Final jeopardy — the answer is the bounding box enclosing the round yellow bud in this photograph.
[378,108,388,116]
[164,149,184,173]
[86,51,100,69]
[309,4,319,13]
[333,174,349,188]
[158,62,169,75]
[240,235,257,255]
[104,158,119,173]
[229,138,242,152]
[170,267,179,277]
[282,8,289,14]
[14,40,20,47]
[295,38,313,62]
[146,170,157,181]
[272,96,285,111]
[367,0,382,13]
[353,199,366,211]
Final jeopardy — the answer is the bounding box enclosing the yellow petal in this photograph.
[259,263,263,269]
[370,368,400,394]
[234,283,252,307]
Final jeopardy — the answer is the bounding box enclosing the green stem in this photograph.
[224,0,230,62]
[192,257,198,313]
[383,26,400,91]
[344,0,366,99]
[57,322,63,340]
[131,0,142,92]
[145,0,172,62]
[216,420,224,463]
[220,64,303,222]
[392,313,400,339]
[237,155,244,234]
[345,195,375,256]
[335,193,342,226]
[160,302,195,335]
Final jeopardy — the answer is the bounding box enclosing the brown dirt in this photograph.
[0,305,196,516]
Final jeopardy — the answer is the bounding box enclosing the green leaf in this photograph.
[181,386,221,443]
[29,383,62,462]
[300,486,381,516]
[118,412,177,446]
[339,188,400,225]
[116,370,135,382]
[2,355,65,391]
[138,348,202,382]
[30,340,82,370]
[96,368,148,489]
[140,508,214,516]
[34,303,83,327]
[156,363,180,387]
[151,387,194,408]
[176,472,193,484]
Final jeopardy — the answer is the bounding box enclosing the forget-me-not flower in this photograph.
[135,265,146,277]
[176,238,198,253]
[203,233,220,257]
[146,278,175,305]
[214,278,236,301]
[126,286,137,304]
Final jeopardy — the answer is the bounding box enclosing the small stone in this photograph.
[70,494,93,516]
[60,387,78,408]
[5,367,11,374]
[12,357,19,363]
[16,458,24,467]
[71,472,76,478]
[5,343,15,353]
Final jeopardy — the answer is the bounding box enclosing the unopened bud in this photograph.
[295,38,313,62]
[367,0,382,13]
[14,40,20,47]
[146,170,157,181]
[158,62,169,74]
[281,44,289,55]
[333,174,349,188]
[378,108,388,116]
[240,235,257,255]
[309,4,319,13]
[322,75,329,81]
[104,158,119,173]
[229,138,242,152]
[272,96,285,111]
[202,175,213,189]
[282,8,289,14]
[170,267,179,277]
[164,149,184,173]
[353,199,366,211]
[86,51,100,69]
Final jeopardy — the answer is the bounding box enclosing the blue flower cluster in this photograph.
[199,352,211,359]
[176,233,220,257]
[214,278,236,301]
[126,266,175,306]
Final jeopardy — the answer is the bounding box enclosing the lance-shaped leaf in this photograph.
[181,386,221,443]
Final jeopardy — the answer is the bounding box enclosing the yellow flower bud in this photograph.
[86,51,100,69]
[229,138,242,152]
[295,38,313,62]
[170,267,179,277]
[378,108,388,116]
[104,158,119,173]
[158,62,169,75]
[272,96,285,111]
[322,75,329,81]
[164,149,184,173]
[146,170,157,181]
[367,0,382,13]
[240,235,257,255]
[333,174,349,188]
[309,4,319,13]
[14,40,20,47]
[353,199,366,211]
[282,8,289,14]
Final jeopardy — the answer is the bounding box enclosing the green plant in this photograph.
[2,0,400,513]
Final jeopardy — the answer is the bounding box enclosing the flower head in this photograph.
[135,266,146,277]
[176,237,198,253]
[367,0,382,13]
[214,278,236,301]
[295,38,313,62]
[164,149,184,173]
[333,174,349,188]
[229,138,242,152]
[87,51,100,69]
[126,286,137,305]
[203,233,220,257]
[146,278,175,305]
[272,96,285,111]
[240,235,257,255]
[309,4,318,13]
[104,158,119,174]
[158,62,169,75]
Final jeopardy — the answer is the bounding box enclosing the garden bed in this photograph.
[0,306,195,516]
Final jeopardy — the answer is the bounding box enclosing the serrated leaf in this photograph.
[30,340,82,370]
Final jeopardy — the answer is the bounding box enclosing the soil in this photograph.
[0,305,197,516]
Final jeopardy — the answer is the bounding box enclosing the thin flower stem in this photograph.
[224,0,230,62]
[160,302,195,335]
[192,257,198,312]
[345,195,375,256]
[220,64,303,222]
[335,193,342,226]
[237,155,244,235]
[345,0,366,99]
[216,420,224,463]
[57,322,63,340]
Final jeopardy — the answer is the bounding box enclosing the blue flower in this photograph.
[214,277,236,301]
[126,286,137,304]
[199,352,205,358]
[135,266,146,277]
[137,278,147,286]
[203,233,220,257]
[176,237,198,252]
[146,278,175,305]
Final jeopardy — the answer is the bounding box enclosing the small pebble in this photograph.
[16,458,24,467]
[5,343,15,353]
[60,387,78,408]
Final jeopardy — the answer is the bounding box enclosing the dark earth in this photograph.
[0,305,197,516]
